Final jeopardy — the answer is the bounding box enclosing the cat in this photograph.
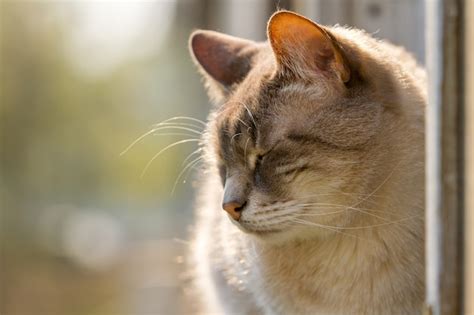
[187,10,425,315]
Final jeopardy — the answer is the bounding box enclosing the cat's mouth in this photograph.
[229,218,282,236]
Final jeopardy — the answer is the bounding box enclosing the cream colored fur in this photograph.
[189,13,425,315]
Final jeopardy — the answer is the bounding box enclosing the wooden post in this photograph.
[464,0,473,313]
[425,0,465,314]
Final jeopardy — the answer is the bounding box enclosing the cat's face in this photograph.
[190,11,390,242]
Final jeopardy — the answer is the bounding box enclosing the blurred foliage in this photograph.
[1,2,207,207]
[1,1,209,314]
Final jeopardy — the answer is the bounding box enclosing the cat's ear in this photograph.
[267,11,351,83]
[189,30,257,96]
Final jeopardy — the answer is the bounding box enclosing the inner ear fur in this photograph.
[267,11,351,83]
[189,30,257,88]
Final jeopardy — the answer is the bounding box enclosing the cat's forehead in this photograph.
[237,80,331,130]
[216,86,327,157]
[214,44,348,154]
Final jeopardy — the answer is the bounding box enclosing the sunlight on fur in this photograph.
[186,10,425,315]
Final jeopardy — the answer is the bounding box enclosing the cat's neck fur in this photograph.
[239,152,424,314]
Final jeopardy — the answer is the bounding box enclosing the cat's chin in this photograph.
[228,218,300,243]
[228,218,279,235]
[229,218,334,244]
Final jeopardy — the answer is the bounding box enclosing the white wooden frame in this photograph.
[426,0,465,314]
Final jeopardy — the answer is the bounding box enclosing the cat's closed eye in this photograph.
[254,154,264,168]
[253,154,265,185]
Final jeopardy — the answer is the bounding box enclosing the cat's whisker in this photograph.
[296,202,358,208]
[182,148,203,166]
[349,161,403,208]
[215,100,258,132]
[230,133,243,152]
[254,201,299,214]
[292,215,422,231]
[301,192,386,199]
[297,210,348,216]
[152,121,205,131]
[242,103,257,129]
[120,126,201,156]
[300,173,404,204]
[345,205,405,223]
[299,204,397,216]
[141,139,200,178]
[301,192,425,212]
[121,128,163,156]
[183,159,204,180]
[150,125,203,135]
[289,218,375,243]
[153,133,201,138]
[252,207,301,222]
[236,118,251,129]
[298,202,420,224]
[298,202,392,218]
[215,100,243,117]
[171,156,203,195]
[230,133,243,143]
[344,215,424,229]
[154,116,206,127]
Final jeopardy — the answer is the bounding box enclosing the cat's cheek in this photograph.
[253,169,281,197]
[288,174,342,204]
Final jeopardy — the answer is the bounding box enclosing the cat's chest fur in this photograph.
[194,204,423,315]
[251,241,419,315]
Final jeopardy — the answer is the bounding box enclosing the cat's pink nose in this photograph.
[222,174,247,221]
[222,201,245,221]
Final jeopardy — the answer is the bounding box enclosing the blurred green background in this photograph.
[1,1,210,314]
[0,1,424,314]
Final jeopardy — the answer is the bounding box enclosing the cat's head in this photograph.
[189,11,418,242]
